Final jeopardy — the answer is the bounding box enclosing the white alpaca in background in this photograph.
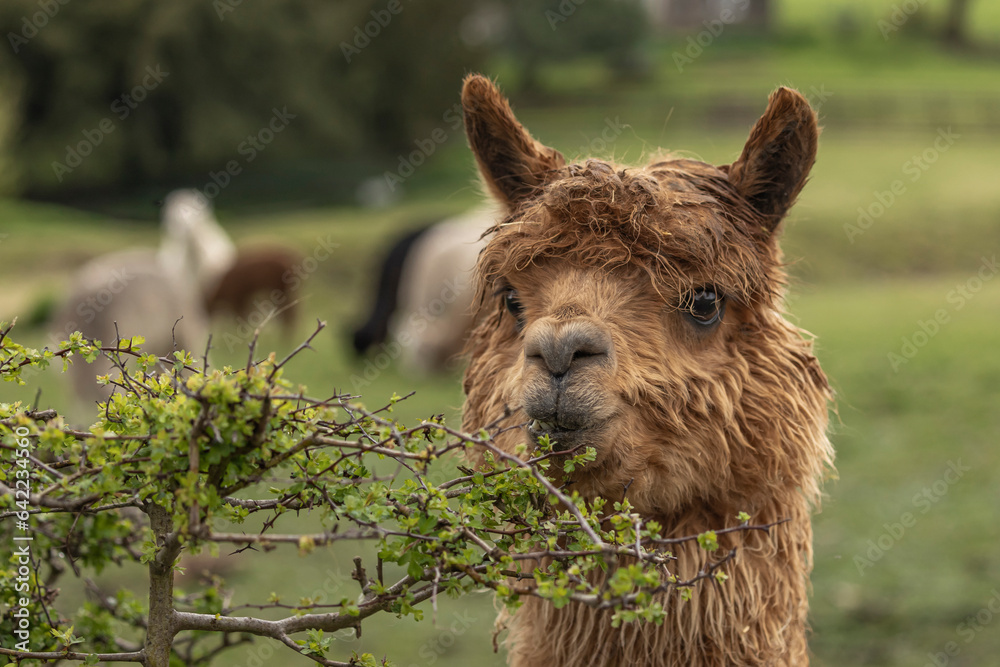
[51,190,235,414]
[158,189,236,299]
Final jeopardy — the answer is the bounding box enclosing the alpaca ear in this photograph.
[462,74,565,209]
[728,87,818,235]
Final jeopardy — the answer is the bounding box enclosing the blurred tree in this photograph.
[503,0,650,92]
[652,0,771,32]
[943,0,972,46]
[744,0,772,32]
[0,0,482,200]
[656,0,703,30]
[0,68,19,195]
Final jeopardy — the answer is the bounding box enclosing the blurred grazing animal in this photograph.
[205,246,303,336]
[158,189,237,298]
[351,226,427,356]
[460,75,834,666]
[51,190,234,413]
[352,205,497,373]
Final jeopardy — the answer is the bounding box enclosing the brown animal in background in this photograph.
[460,75,834,666]
[205,246,303,336]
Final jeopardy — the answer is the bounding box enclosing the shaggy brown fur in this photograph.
[204,246,302,335]
[460,75,833,666]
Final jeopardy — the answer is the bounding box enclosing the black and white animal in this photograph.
[352,205,497,373]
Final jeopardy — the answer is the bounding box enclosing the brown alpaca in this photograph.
[204,246,302,336]
[460,75,833,666]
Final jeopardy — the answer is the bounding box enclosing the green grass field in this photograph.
[3,9,1000,664]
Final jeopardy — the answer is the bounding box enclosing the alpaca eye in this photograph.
[683,287,725,326]
[504,288,525,327]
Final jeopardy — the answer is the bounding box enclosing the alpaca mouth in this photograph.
[528,418,605,453]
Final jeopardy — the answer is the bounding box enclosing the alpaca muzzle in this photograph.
[521,318,616,451]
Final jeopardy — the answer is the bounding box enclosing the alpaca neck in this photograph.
[503,493,813,667]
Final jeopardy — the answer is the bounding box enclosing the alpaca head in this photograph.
[159,189,236,294]
[461,76,832,519]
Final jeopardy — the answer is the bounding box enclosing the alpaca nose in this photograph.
[524,319,612,380]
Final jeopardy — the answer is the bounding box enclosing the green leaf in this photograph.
[697,530,719,552]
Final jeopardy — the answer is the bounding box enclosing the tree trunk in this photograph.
[943,0,972,46]
[666,0,707,30]
[144,504,179,667]
[745,0,772,33]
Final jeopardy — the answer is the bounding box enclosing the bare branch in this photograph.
[0,647,145,662]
